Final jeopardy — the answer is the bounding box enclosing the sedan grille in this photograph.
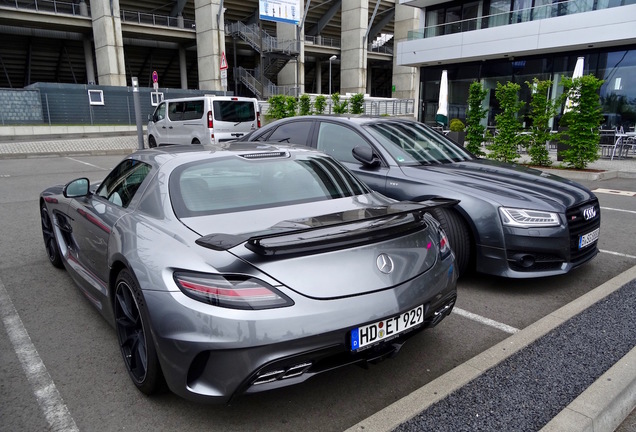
[567,198,601,264]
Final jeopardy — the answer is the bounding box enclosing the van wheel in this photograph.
[192,138,201,145]
[148,136,157,148]
[429,208,472,277]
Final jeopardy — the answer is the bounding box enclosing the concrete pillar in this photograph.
[367,67,372,95]
[79,1,95,84]
[340,0,367,95]
[315,59,322,94]
[392,4,420,103]
[276,2,304,96]
[195,0,226,91]
[89,0,126,86]
[179,46,188,89]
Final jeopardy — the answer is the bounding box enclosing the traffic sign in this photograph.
[220,52,228,70]
[152,70,158,83]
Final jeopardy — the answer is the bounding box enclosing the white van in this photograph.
[147,95,261,147]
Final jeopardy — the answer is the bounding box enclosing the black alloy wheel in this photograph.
[41,205,63,268]
[114,270,163,395]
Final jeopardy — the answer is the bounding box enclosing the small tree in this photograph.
[331,92,348,114]
[525,78,558,167]
[465,81,488,156]
[349,93,365,114]
[558,74,604,169]
[299,94,312,116]
[284,96,298,118]
[488,82,524,163]
[267,95,288,120]
[314,95,327,114]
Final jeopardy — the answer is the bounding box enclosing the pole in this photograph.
[329,59,332,95]
[132,77,144,150]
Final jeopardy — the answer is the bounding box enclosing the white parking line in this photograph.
[452,307,519,334]
[600,249,636,260]
[0,279,79,432]
[601,206,636,215]
[66,157,107,170]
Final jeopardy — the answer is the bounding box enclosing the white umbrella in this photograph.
[436,70,449,127]
[564,56,585,113]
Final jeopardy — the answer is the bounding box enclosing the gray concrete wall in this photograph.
[89,0,127,86]
[392,4,420,103]
[195,0,226,91]
[340,0,367,95]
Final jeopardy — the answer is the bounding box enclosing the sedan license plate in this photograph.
[351,305,424,351]
[579,227,600,249]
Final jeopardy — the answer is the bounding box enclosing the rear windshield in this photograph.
[170,153,370,217]
[212,101,256,123]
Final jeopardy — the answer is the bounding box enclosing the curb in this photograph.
[344,264,636,432]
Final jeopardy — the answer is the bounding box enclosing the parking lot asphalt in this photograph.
[1,131,635,431]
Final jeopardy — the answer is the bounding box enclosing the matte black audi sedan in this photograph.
[246,116,601,278]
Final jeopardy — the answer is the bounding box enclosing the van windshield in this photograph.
[213,101,256,123]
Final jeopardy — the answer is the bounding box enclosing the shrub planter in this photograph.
[447,131,466,146]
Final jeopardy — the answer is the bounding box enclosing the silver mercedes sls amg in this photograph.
[40,143,458,403]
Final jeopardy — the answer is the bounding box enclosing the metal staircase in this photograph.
[226,21,300,98]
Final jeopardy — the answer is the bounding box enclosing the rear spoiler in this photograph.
[195,198,459,254]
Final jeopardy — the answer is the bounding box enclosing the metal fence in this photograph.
[1,0,85,15]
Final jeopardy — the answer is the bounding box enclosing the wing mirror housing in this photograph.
[352,146,381,168]
[63,178,91,198]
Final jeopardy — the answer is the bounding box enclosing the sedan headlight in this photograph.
[499,207,561,228]
[174,272,294,310]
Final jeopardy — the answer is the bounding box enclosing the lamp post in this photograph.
[329,55,337,95]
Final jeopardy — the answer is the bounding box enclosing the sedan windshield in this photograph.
[363,121,474,166]
[170,153,371,217]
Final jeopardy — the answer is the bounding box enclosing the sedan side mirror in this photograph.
[63,178,90,198]
[352,146,381,168]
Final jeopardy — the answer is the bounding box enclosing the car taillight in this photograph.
[257,111,261,128]
[174,272,293,310]
[438,228,451,260]
[207,111,213,129]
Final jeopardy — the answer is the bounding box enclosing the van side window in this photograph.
[154,102,166,121]
[183,100,204,120]
[168,102,184,121]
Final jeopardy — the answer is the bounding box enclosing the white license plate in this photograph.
[351,304,424,351]
[579,227,600,249]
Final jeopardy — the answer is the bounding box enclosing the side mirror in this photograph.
[63,178,90,198]
[352,146,381,168]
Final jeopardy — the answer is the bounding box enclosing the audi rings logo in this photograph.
[582,206,597,221]
[376,253,394,274]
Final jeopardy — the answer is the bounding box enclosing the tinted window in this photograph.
[168,102,184,121]
[364,121,474,165]
[170,154,369,217]
[316,122,369,163]
[213,101,256,122]
[96,159,152,208]
[267,121,313,144]
[183,100,204,120]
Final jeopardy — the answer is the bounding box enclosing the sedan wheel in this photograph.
[148,135,157,148]
[41,205,63,268]
[114,270,163,395]
[430,208,472,277]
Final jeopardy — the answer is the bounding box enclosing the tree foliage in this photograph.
[314,95,327,114]
[299,94,312,116]
[558,74,604,169]
[488,82,524,163]
[267,95,297,119]
[465,81,488,157]
[525,78,558,167]
[349,93,365,114]
[331,92,348,114]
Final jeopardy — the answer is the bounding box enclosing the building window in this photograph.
[87,90,104,106]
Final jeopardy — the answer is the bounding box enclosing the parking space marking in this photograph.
[600,206,636,215]
[593,188,636,197]
[600,249,636,260]
[0,279,79,432]
[453,307,519,334]
[66,157,108,170]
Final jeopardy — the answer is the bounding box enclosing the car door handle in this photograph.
[162,126,167,129]
[168,126,173,129]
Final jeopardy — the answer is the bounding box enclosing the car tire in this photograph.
[430,208,472,276]
[40,204,64,269]
[114,269,164,395]
[148,135,157,148]
[192,138,201,145]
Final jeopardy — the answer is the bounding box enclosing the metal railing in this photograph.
[227,21,300,55]
[1,0,87,16]
[236,67,297,99]
[304,35,341,48]
[409,0,630,40]
[120,10,195,29]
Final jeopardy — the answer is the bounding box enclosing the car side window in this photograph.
[96,159,152,209]
[316,122,370,163]
[267,121,313,144]
[168,102,184,121]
